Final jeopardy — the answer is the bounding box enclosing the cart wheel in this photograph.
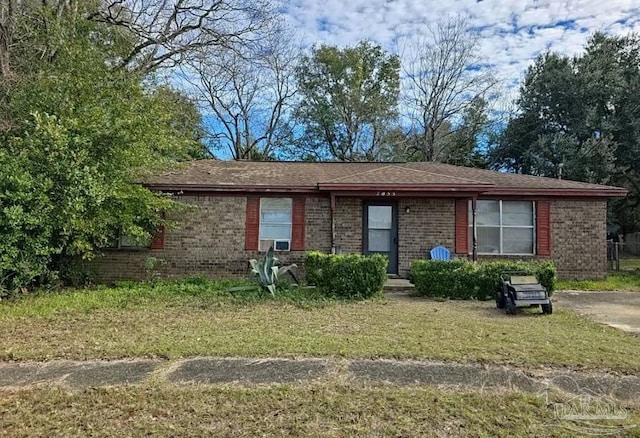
[541,302,553,315]
[496,288,506,309]
[505,300,516,315]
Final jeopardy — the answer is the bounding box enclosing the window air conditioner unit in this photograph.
[259,239,290,252]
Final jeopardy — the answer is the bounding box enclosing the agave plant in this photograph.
[249,247,297,295]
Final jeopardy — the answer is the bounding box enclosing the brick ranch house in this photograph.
[95,160,627,281]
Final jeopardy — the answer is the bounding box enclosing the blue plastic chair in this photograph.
[430,246,451,261]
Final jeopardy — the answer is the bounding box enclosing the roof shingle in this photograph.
[143,160,626,197]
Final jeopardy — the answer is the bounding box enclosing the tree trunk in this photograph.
[0,0,15,79]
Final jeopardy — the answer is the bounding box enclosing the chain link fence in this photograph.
[607,233,640,271]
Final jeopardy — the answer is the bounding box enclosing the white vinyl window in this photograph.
[259,198,292,251]
[469,200,535,255]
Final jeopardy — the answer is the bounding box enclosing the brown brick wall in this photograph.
[92,195,329,283]
[92,195,608,282]
[305,197,332,252]
[398,198,455,277]
[550,199,607,279]
[334,198,362,254]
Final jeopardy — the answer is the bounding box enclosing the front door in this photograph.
[363,202,398,275]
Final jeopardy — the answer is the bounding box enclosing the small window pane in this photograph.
[368,206,392,229]
[476,201,500,226]
[503,201,533,226]
[261,211,291,222]
[477,227,500,253]
[260,198,292,241]
[260,223,291,240]
[368,229,391,252]
[260,198,292,222]
[503,228,534,254]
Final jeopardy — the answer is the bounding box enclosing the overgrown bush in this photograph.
[305,251,387,299]
[410,259,557,300]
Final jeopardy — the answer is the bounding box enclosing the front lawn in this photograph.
[3,383,638,437]
[557,272,640,292]
[1,279,639,372]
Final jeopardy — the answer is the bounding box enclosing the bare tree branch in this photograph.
[179,23,298,160]
[401,15,498,162]
[89,0,278,74]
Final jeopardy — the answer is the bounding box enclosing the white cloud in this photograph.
[281,0,640,96]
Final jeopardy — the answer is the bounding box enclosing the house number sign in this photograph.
[376,191,396,196]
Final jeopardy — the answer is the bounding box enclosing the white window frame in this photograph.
[470,200,536,255]
[259,198,292,252]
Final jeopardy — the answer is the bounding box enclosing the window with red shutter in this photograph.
[252,197,305,252]
[467,200,538,255]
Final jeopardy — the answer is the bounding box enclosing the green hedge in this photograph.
[410,259,557,300]
[305,251,388,299]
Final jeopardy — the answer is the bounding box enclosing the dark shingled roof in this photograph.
[143,160,627,197]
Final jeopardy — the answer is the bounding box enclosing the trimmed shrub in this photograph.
[304,250,325,287]
[304,251,388,299]
[476,260,556,296]
[410,259,557,300]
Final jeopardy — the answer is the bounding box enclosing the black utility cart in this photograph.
[496,272,553,315]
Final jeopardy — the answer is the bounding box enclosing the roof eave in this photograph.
[484,188,628,197]
[143,183,628,198]
[143,183,319,193]
[317,183,494,192]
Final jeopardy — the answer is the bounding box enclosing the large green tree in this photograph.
[293,41,400,161]
[489,33,640,231]
[0,3,205,292]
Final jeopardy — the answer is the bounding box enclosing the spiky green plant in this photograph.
[249,247,297,295]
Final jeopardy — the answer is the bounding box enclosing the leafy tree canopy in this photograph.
[293,41,400,161]
[489,33,640,231]
[0,3,205,291]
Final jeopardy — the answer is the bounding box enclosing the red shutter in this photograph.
[150,225,165,250]
[291,197,306,251]
[455,199,469,254]
[536,200,552,256]
[245,196,260,251]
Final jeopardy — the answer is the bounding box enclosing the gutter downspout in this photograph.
[472,195,478,262]
[330,193,336,254]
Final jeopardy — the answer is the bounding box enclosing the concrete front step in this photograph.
[383,278,415,293]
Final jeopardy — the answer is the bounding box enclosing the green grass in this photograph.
[1,281,640,372]
[2,383,638,437]
[557,272,640,292]
[619,258,640,271]
[0,277,334,317]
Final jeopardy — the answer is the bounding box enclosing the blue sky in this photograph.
[199,1,640,158]
[281,0,640,93]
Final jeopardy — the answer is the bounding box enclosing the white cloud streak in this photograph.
[281,0,640,92]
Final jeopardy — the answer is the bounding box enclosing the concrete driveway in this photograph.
[555,291,640,333]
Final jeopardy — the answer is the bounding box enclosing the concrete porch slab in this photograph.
[383,278,415,293]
